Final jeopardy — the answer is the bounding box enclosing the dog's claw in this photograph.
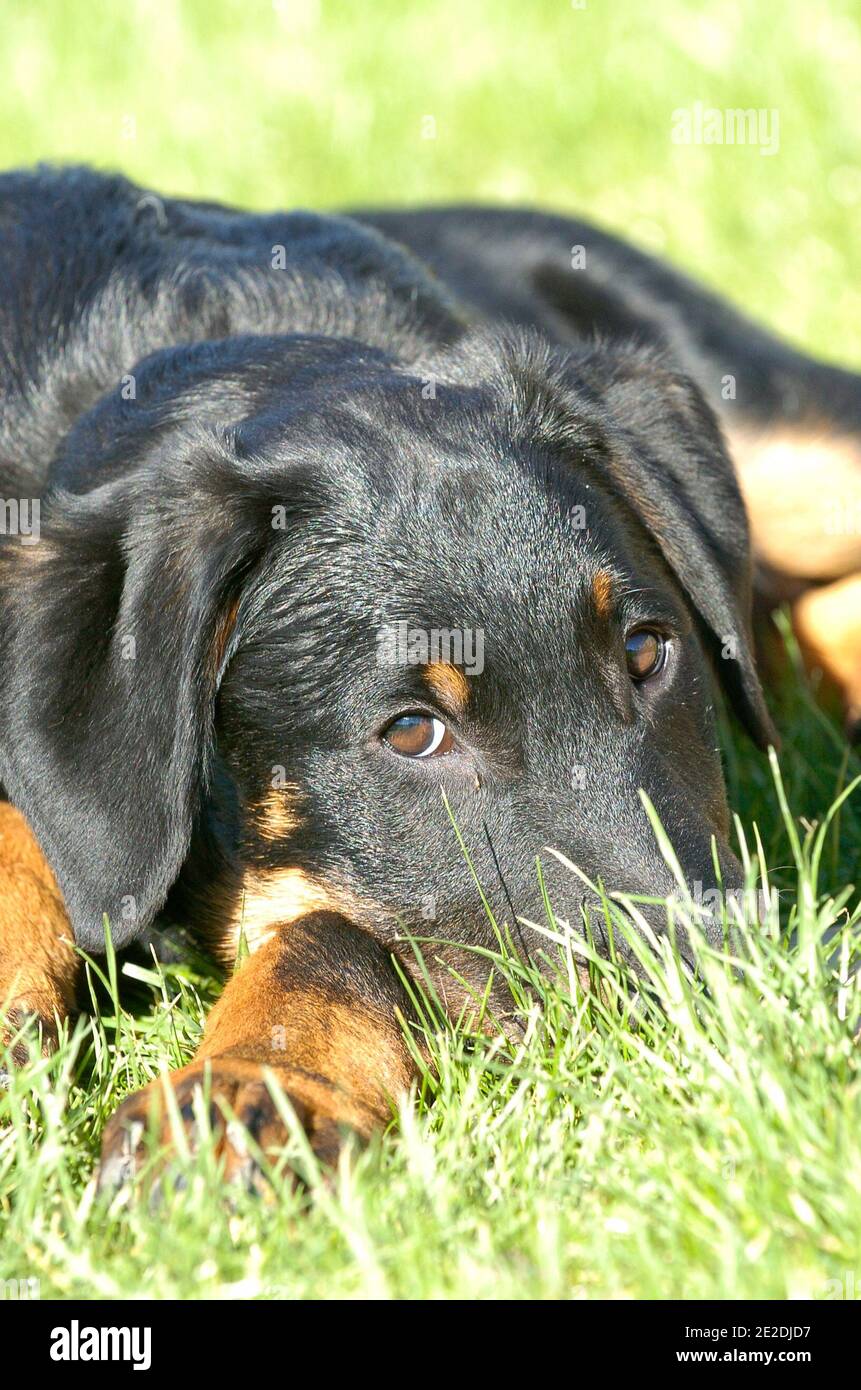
[96,1059,358,1196]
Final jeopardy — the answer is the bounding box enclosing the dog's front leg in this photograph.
[98,912,420,1189]
[0,802,78,1064]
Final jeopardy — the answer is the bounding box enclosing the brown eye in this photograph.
[383,714,455,758]
[625,628,666,681]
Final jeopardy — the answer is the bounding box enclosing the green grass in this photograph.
[3,0,860,363]
[2,0,861,1301]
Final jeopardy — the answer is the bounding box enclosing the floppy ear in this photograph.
[581,345,778,749]
[0,431,274,951]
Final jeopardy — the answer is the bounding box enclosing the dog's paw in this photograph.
[0,1002,60,1080]
[97,1056,371,1194]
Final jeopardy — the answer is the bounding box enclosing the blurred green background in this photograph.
[3,0,860,363]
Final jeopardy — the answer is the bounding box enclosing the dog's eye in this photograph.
[625,628,666,680]
[382,714,455,758]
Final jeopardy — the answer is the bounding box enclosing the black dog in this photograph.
[0,166,852,1179]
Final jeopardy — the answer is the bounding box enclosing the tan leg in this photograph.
[728,425,861,727]
[729,427,861,581]
[0,802,77,1060]
[793,573,861,727]
[99,911,420,1188]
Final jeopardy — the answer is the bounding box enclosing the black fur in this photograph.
[0,166,797,972]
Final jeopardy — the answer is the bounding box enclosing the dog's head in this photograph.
[0,329,775,987]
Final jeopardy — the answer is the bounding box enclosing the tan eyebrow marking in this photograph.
[591,570,614,621]
[423,660,470,713]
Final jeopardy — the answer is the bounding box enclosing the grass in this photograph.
[3,0,860,364]
[2,0,860,1302]
[1,638,860,1300]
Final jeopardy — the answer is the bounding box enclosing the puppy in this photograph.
[0,167,853,1181]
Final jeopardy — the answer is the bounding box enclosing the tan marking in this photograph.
[423,660,470,712]
[0,803,77,1051]
[197,920,420,1124]
[11,539,56,565]
[591,569,614,621]
[226,868,364,957]
[793,573,861,720]
[727,426,861,580]
[254,787,301,844]
[212,596,240,676]
[200,985,415,1118]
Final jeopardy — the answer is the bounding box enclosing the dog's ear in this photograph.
[580,346,778,750]
[0,430,283,951]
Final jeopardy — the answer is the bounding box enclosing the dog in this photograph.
[0,166,858,1184]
